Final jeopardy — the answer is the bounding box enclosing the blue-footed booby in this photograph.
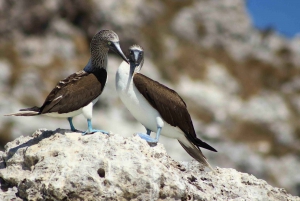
[6,30,128,135]
[115,45,217,169]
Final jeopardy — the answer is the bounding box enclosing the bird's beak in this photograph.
[129,62,135,77]
[110,42,129,63]
[134,51,140,66]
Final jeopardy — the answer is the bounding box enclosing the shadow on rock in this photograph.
[3,128,76,166]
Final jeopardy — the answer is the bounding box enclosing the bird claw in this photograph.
[82,129,109,136]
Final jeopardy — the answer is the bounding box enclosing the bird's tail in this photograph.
[5,106,40,116]
[193,137,217,152]
[178,138,215,172]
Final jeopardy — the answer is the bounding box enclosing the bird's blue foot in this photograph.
[137,133,158,143]
[82,119,109,136]
[137,127,162,144]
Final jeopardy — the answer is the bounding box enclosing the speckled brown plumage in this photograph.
[6,30,127,134]
[38,68,107,114]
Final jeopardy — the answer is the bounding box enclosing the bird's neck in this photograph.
[84,54,108,73]
[86,45,109,72]
[92,53,108,69]
[116,61,134,91]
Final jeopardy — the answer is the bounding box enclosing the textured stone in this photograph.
[0,129,298,201]
[1,0,300,196]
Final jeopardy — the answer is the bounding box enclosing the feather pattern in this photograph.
[6,69,107,117]
[133,73,216,152]
[39,69,107,114]
[6,30,128,134]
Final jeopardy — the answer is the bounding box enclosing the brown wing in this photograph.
[133,73,216,152]
[39,69,107,114]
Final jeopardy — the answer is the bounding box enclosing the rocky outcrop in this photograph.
[0,129,298,201]
[1,0,300,196]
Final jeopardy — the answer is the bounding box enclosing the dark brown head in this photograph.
[90,30,128,68]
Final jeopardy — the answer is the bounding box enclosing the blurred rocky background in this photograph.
[0,0,299,196]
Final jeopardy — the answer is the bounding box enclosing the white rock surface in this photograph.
[0,129,298,201]
[1,0,300,196]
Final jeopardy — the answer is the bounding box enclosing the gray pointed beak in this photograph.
[129,62,135,76]
[134,51,140,66]
[110,42,129,63]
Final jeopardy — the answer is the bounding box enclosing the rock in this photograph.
[0,129,298,200]
[1,0,300,196]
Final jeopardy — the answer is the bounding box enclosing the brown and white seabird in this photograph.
[115,45,216,169]
[6,30,128,135]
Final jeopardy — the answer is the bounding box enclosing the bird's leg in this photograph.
[135,127,151,139]
[68,117,79,132]
[137,127,161,143]
[146,128,151,135]
[82,119,109,136]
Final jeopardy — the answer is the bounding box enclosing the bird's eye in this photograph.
[108,42,111,45]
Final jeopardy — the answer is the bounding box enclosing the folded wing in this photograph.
[133,73,216,152]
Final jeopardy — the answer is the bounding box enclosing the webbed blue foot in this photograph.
[82,119,109,136]
[137,133,158,143]
[137,127,162,144]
